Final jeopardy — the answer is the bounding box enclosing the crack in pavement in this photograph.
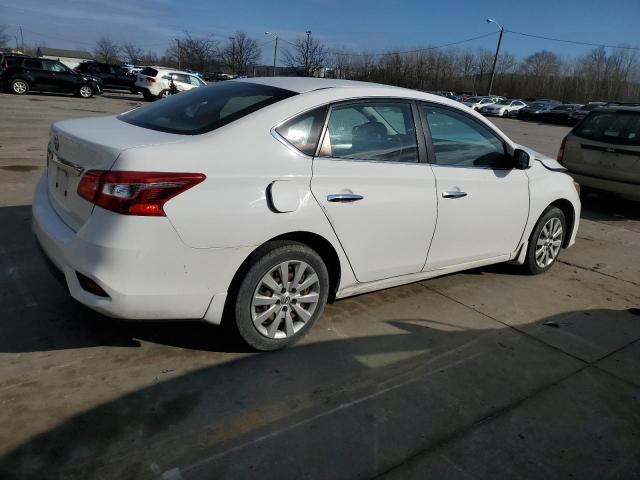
[558,259,640,288]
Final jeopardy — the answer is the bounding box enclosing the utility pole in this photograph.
[18,25,24,52]
[229,36,236,76]
[265,32,278,76]
[176,39,181,70]
[14,35,19,50]
[305,30,311,76]
[486,18,504,96]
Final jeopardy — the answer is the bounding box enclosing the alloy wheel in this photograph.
[79,86,92,98]
[13,80,27,94]
[251,261,320,339]
[535,217,563,268]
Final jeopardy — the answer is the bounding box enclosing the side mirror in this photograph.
[513,148,530,170]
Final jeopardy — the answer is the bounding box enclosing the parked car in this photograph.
[559,106,640,201]
[517,101,560,121]
[541,104,583,124]
[33,78,580,351]
[75,61,138,93]
[481,99,528,117]
[567,102,607,125]
[0,55,102,97]
[135,66,207,100]
[463,96,496,111]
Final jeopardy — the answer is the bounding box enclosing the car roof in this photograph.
[233,76,404,94]
[592,106,640,113]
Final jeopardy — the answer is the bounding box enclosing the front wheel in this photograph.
[232,241,329,351]
[10,79,29,95]
[78,85,94,98]
[523,207,566,275]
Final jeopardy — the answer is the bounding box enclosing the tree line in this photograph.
[1,24,638,102]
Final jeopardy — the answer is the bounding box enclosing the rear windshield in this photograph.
[140,67,158,77]
[574,111,640,146]
[119,81,297,135]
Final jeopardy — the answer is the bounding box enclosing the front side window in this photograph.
[44,61,68,72]
[318,102,418,163]
[120,81,296,135]
[275,106,328,156]
[423,105,509,169]
[188,75,206,86]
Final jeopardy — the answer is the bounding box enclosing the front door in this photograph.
[311,100,438,283]
[420,103,529,270]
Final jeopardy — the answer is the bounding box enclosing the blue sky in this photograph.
[1,0,638,64]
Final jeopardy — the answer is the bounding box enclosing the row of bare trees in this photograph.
[333,45,640,102]
[2,23,638,102]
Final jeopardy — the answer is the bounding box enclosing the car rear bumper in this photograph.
[568,172,640,201]
[32,173,250,322]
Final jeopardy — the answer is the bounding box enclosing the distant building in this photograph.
[36,47,93,69]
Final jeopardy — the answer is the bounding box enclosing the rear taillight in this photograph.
[77,171,205,216]
[147,77,156,83]
[557,136,567,163]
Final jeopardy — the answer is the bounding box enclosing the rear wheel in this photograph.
[10,79,29,95]
[232,241,329,351]
[142,90,155,101]
[78,85,93,98]
[158,89,170,99]
[523,207,566,275]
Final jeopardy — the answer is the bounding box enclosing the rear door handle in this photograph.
[327,193,364,203]
[442,191,467,198]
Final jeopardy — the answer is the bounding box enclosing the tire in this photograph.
[78,85,93,98]
[523,206,566,275]
[142,90,155,101]
[232,241,330,351]
[10,78,29,95]
[157,89,170,99]
[502,109,508,117]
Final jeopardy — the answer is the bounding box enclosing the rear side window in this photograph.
[276,106,328,156]
[120,81,297,135]
[574,111,640,146]
[140,67,158,77]
[23,59,43,69]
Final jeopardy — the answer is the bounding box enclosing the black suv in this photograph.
[75,61,137,92]
[1,55,102,97]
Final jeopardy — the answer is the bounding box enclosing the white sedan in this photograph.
[481,99,528,117]
[33,78,581,350]
[462,96,496,111]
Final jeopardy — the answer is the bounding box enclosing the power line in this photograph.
[506,29,640,51]
[332,32,498,57]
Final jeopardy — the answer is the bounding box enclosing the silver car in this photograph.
[559,106,640,201]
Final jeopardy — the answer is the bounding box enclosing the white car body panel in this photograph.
[32,78,580,325]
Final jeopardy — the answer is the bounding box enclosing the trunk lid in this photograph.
[47,115,184,231]
[563,135,640,184]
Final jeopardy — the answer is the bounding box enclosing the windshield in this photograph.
[496,100,511,105]
[120,81,297,135]
[466,97,481,103]
[529,103,547,109]
[553,105,573,111]
[574,111,640,146]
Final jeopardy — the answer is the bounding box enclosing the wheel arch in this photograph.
[219,230,342,325]
[549,198,575,248]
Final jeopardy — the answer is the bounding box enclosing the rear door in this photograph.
[565,110,640,184]
[420,103,529,270]
[22,59,51,89]
[311,100,438,283]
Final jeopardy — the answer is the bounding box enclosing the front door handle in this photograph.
[327,193,364,203]
[442,191,467,198]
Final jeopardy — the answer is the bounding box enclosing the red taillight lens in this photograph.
[148,77,156,83]
[557,136,567,163]
[77,171,205,216]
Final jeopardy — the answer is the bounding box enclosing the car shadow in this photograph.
[1,308,638,480]
[580,190,640,223]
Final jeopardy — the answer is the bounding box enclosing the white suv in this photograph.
[135,66,207,101]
